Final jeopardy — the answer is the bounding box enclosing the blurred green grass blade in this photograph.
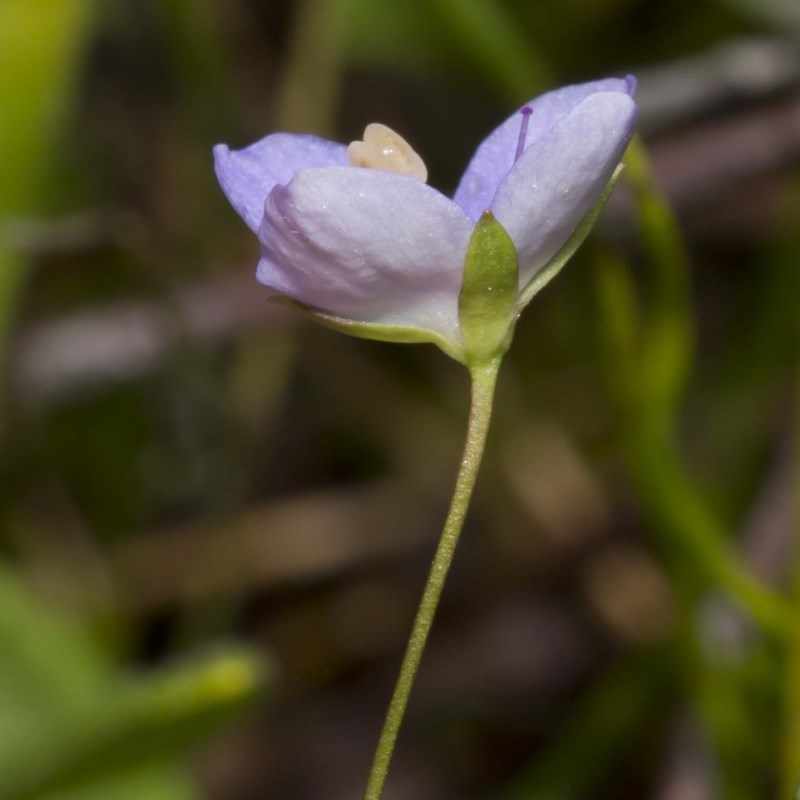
[0,564,112,712]
[595,141,791,639]
[427,0,550,103]
[593,247,642,410]
[782,295,800,800]
[699,227,800,516]
[697,654,775,800]
[155,0,236,134]
[349,0,453,75]
[595,251,790,638]
[623,135,693,425]
[0,0,95,213]
[6,650,266,800]
[349,0,549,101]
[38,764,196,800]
[0,566,267,800]
[0,0,96,380]
[276,0,357,134]
[0,562,120,797]
[502,654,672,800]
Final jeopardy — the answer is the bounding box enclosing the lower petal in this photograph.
[257,167,474,343]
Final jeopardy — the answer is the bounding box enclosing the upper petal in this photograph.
[453,77,636,222]
[490,91,637,288]
[257,167,474,342]
[213,134,348,231]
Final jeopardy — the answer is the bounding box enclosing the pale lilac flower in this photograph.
[214,77,637,360]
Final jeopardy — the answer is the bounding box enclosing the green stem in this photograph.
[363,357,502,800]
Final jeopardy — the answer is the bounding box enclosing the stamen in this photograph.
[347,123,428,182]
[514,106,532,162]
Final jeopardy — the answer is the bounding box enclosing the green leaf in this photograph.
[458,210,519,366]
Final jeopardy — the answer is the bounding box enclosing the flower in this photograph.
[214,77,637,363]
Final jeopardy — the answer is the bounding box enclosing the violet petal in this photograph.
[258,167,474,341]
[213,134,348,232]
[454,78,635,222]
[490,91,637,289]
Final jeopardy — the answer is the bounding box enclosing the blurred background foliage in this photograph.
[0,0,799,798]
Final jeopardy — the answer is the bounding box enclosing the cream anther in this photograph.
[347,123,428,182]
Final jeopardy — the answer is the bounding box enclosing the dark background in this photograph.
[1,1,799,798]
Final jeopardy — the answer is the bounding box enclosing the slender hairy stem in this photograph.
[363,357,502,800]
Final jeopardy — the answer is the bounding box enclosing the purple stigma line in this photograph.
[514,106,533,162]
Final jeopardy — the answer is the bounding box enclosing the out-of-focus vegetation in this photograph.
[1,0,798,798]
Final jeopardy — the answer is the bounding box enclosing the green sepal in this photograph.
[271,296,467,364]
[517,164,625,310]
[458,210,519,366]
